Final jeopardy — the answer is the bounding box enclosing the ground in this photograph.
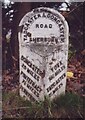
[2,54,85,119]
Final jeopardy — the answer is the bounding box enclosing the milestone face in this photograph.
[18,7,69,101]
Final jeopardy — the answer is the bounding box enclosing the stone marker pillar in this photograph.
[18,7,69,101]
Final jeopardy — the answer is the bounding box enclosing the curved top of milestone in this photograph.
[18,7,69,47]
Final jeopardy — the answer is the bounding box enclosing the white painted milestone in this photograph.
[18,7,69,101]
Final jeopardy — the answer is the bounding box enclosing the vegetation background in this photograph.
[2,1,85,119]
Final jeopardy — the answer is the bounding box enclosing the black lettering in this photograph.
[60,27,64,33]
[49,92,52,97]
[42,12,47,17]
[23,38,27,41]
[58,83,63,88]
[33,91,39,98]
[47,82,56,93]
[44,24,48,28]
[40,24,43,28]
[60,38,65,42]
[30,17,34,21]
[47,13,50,18]
[37,13,41,18]
[49,24,52,28]
[56,19,61,24]
[36,24,39,28]
[60,34,64,38]
[22,64,26,70]
[54,17,58,23]
[61,65,65,71]
[55,38,58,44]
[49,82,63,97]
[49,74,55,81]
[54,64,59,70]
[21,85,36,101]
[24,22,29,30]
[34,74,37,80]
[34,15,37,20]
[59,61,62,66]
[33,38,36,42]
[55,69,61,76]
[53,87,58,94]
[30,38,32,42]
[28,19,32,23]
[36,75,40,81]
[58,23,63,28]
[21,71,42,93]
[33,8,39,13]
[51,67,54,72]
[27,83,39,98]
[47,73,66,92]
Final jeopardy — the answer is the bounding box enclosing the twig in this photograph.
[77,110,83,118]
[3,106,31,111]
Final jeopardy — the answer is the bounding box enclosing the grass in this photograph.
[52,92,83,109]
[2,91,84,119]
[68,49,76,61]
[52,92,84,118]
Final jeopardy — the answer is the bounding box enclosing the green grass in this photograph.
[68,49,76,60]
[52,92,83,109]
[2,91,84,118]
